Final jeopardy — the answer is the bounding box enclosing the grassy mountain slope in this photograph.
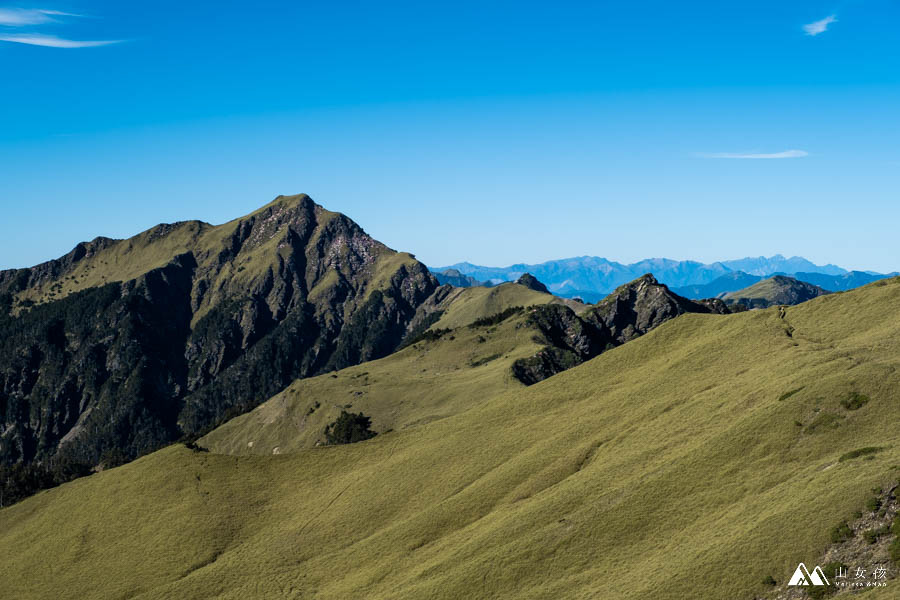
[427,282,585,330]
[722,274,830,308]
[201,311,541,455]
[202,274,728,456]
[2,278,899,599]
[202,279,589,455]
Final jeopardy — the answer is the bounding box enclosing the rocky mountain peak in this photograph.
[0,195,439,471]
[515,272,550,293]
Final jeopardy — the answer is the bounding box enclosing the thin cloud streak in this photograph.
[803,15,837,36]
[696,150,809,160]
[0,8,81,26]
[0,33,120,48]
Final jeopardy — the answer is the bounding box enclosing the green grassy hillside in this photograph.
[201,311,542,455]
[429,282,586,330]
[2,278,900,599]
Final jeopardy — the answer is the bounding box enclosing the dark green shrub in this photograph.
[324,411,377,445]
[830,521,852,543]
[841,392,870,411]
[183,441,209,453]
[865,496,882,513]
[762,575,776,586]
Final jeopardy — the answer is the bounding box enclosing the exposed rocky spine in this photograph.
[512,274,736,385]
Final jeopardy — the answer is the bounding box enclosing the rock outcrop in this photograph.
[512,274,737,385]
[515,273,550,294]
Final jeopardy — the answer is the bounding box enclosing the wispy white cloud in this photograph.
[696,150,809,160]
[803,15,837,36]
[0,8,81,26]
[0,7,118,48]
[0,33,119,48]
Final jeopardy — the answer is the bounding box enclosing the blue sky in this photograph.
[1,1,898,272]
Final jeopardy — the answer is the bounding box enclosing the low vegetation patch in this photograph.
[805,412,843,434]
[863,524,891,544]
[778,387,804,401]
[468,306,525,329]
[840,391,870,411]
[470,353,502,367]
[839,446,885,462]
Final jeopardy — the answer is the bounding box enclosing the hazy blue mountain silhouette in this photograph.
[433,255,890,298]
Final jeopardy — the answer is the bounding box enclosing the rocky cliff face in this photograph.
[512,274,736,385]
[0,195,438,468]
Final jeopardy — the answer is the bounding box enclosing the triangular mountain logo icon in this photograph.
[787,563,830,586]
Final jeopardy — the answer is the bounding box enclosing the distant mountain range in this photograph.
[433,255,897,301]
[673,270,896,300]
